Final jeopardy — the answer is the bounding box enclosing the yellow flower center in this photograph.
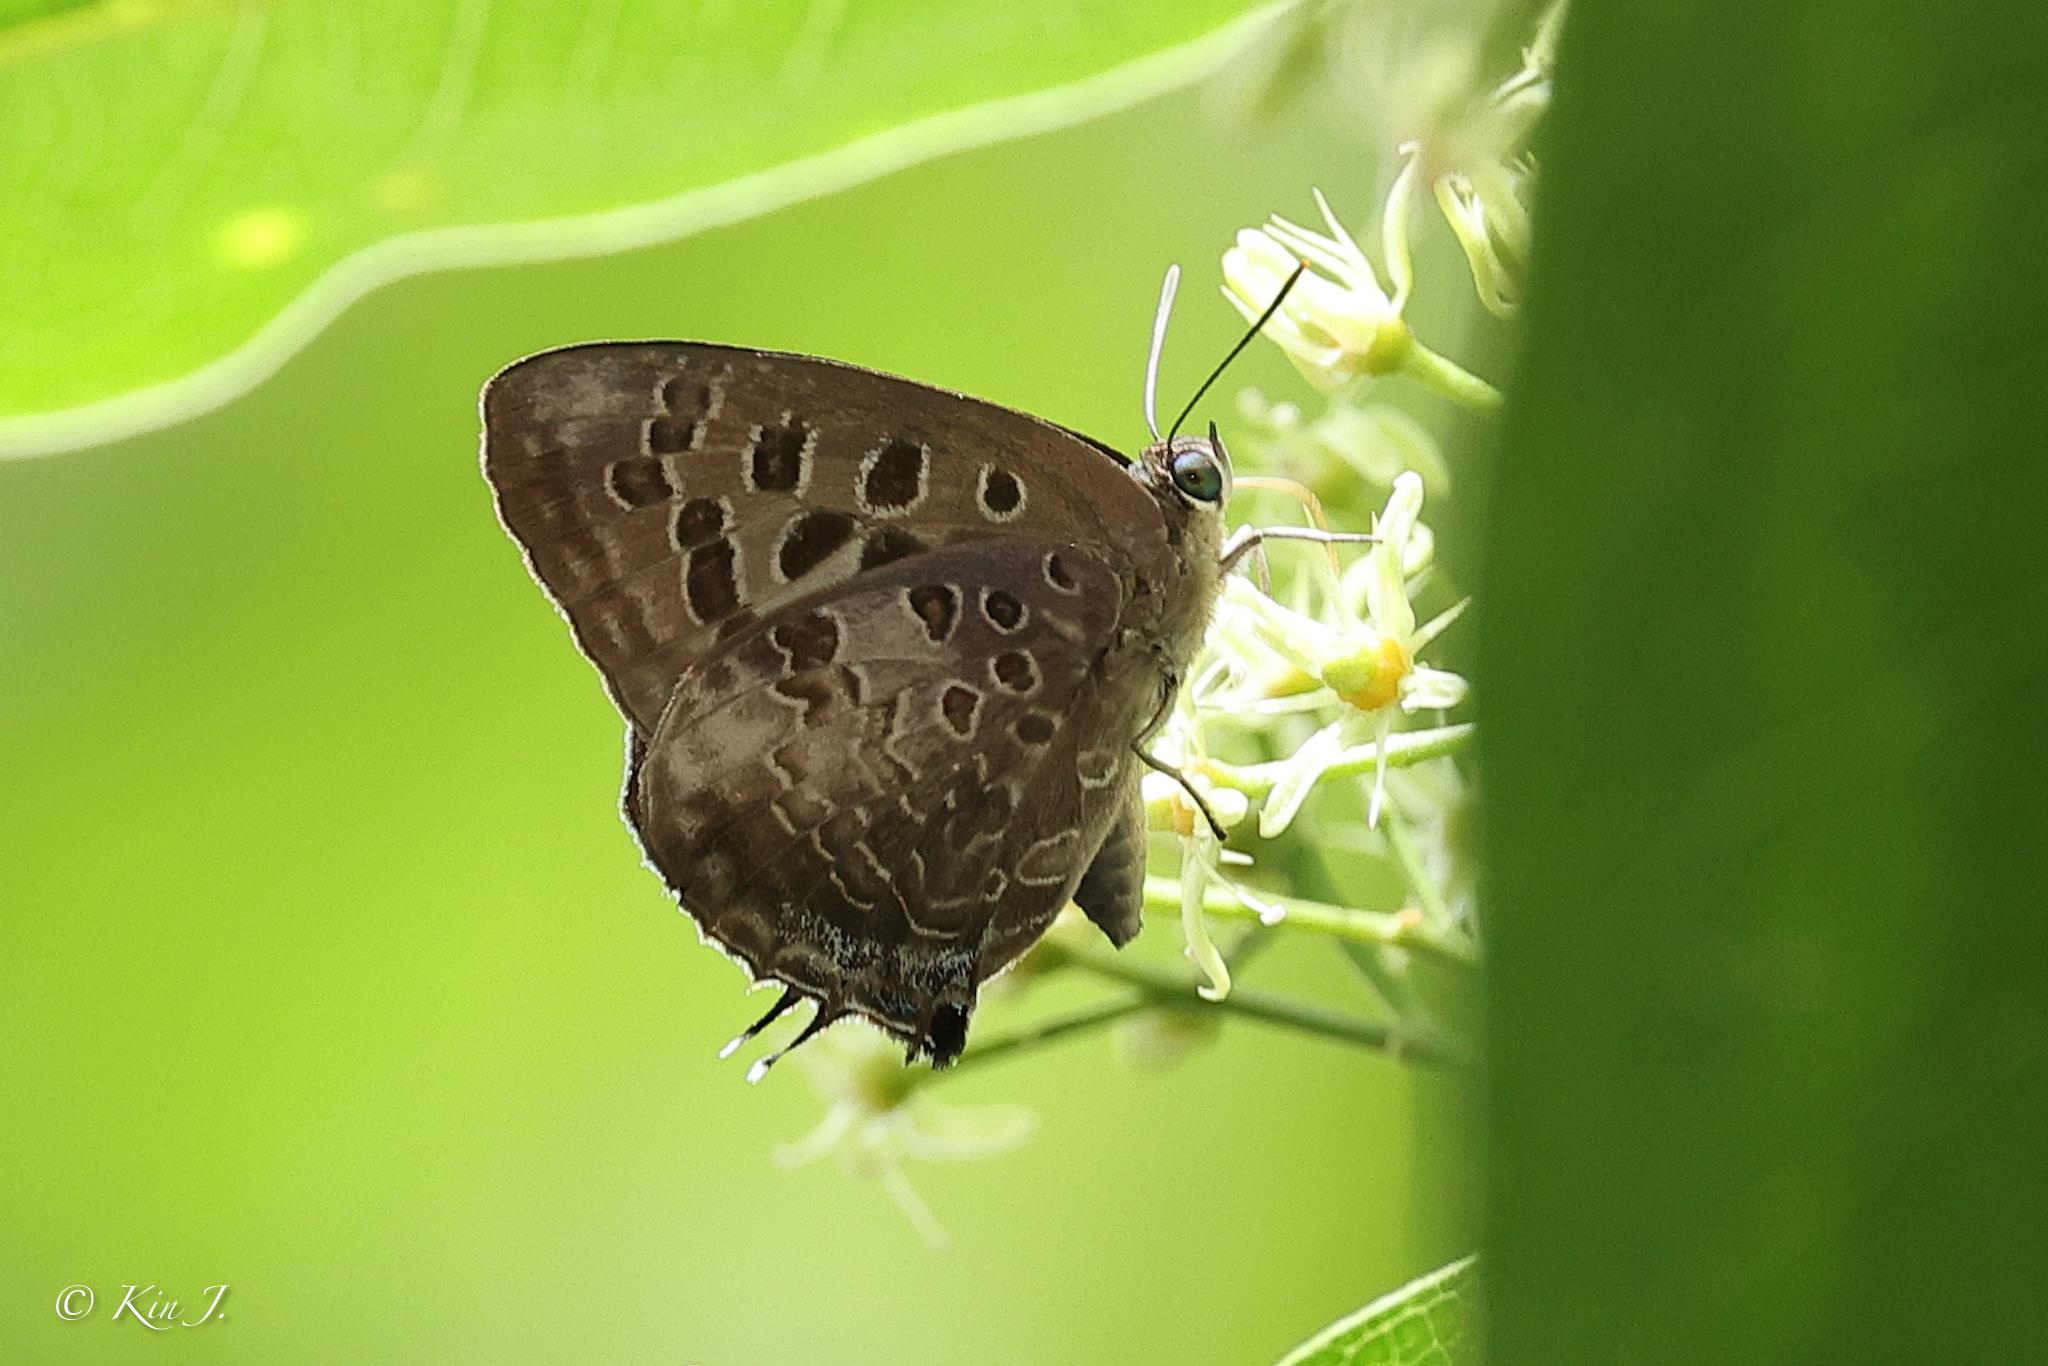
[1324,636,1413,712]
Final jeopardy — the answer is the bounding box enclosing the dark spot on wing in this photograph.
[1014,712,1056,746]
[750,422,809,492]
[643,417,698,455]
[908,585,959,643]
[1044,552,1079,593]
[982,588,1025,632]
[606,456,675,508]
[861,437,926,512]
[685,539,741,623]
[860,527,926,571]
[940,684,980,737]
[671,497,727,550]
[772,611,842,672]
[993,650,1036,693]
[778,510,855,581]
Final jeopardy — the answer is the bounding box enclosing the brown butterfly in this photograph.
[481,267,1329,1075]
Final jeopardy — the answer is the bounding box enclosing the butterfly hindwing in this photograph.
[630,539,1154,1063]
[1069,780,1149,949]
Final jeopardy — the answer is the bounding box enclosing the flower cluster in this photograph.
[1146,471,1469,1000]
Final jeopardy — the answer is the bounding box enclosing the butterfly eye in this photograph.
[1170,448,1226,503]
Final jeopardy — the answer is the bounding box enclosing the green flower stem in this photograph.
[1141,875,1478,969]
[1335,939,1434,1023]
[1224,924,1277,971]
[1055,948,1473,1070]
[1400,340,1504,411]
[1207,722,1476,799]
[945,994,1148,1075]
[1380,807,1453,927]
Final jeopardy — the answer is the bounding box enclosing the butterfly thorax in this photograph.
[1122,435,1231,680]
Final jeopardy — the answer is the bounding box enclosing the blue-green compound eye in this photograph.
[1170,449,1225,502]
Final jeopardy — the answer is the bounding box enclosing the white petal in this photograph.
[1309,287,1386,355]
[1223,575,1343,671]
[1374,160,1420,314]
[1400,667,1470,712]
[1258,717,1349,839]
[1221,875,1289,926]
[1363,474,1424,640]
[878,1166,951,1250]
[773,1103,858,1168]
[1265,215,1362,287]
[896,1099,1038,1162]
[1179,856,1231,1002]
[1435,175,1519,317]
[1409,598,1470,653]
[1381,470,1425,543]
[1313,185,1373,271]
[1402,520,1436,579]
[1230,228,1298,281]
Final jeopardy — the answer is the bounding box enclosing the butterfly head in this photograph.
[1138,423,1234,513]
[1137,255,1302,519]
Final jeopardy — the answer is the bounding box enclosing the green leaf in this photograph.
[0,0,1283,455]
[1482,0,2048,1363]
[1275,1257,1479,1366]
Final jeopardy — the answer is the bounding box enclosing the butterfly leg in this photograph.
[1130,664,1230,843]
[1133,746,1230,842]
[1219,524,1379,573]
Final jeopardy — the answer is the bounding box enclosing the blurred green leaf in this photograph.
[1482,0,2048,1363]
[0,80,1462,1366]
[1275,1256,1478,1366]
[0,0,1282,454]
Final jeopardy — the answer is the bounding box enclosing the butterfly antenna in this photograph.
[1143,264,1182,440]
[718,986,801,1061]
[745,1003,839,1084]
[1166,259,1309,444]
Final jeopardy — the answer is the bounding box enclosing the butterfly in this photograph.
[480,266,1327,1076]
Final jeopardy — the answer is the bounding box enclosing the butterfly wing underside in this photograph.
[481,342,1161,733]
[632,539,1147,1063]
[481,342,1180,1066]
[1070,782,1148,948]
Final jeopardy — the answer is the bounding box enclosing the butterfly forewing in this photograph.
[482,342,1167,733]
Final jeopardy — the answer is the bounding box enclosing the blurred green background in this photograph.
[0,13,1482,1359]
[21,0,2040,1361]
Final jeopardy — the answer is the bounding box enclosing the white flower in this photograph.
[1221,187,1414,392]
[1138,708,1255,1003]
[1231,473,1469,832]
[1404,3,1557,317]
[776,1023,1035,1248]
[1436,160,1532,316]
